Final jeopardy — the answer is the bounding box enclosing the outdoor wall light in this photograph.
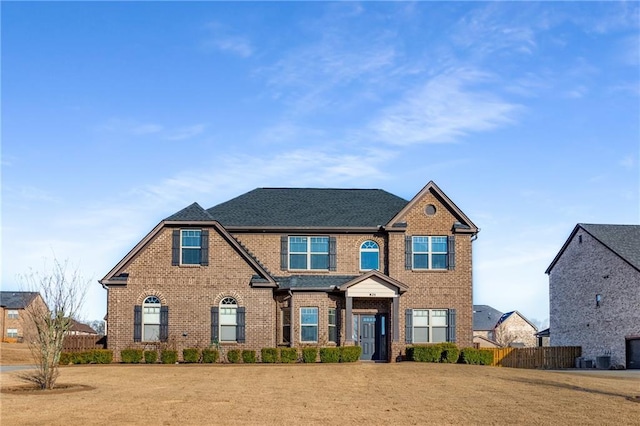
[595,294,602,308]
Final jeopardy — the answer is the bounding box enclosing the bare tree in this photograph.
[20,258,89,390]
[88,320,105,335]
[493,323,518,348]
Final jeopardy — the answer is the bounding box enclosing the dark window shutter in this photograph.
[211,307,219,343]
[159,306,169,342]
[447,309,456,343]
[172,230,180,266]
[405,309,413,344]
[447,235,455,270]
[405,236,412,270]
[133,305,142,342]
[236,307,246,343]
[200,230,209,266]
[329,237,337,271]
[280,236,288,270]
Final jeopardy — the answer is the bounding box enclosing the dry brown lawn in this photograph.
[1,343,639,425]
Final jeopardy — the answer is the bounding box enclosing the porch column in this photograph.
[345,296,353,343]
[392,296,399,342]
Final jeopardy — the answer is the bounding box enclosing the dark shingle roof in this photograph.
[165,202,213,221]
[277,275,358,290]
[581,224,640,270]
[472,305,503,331]
[205,188,409,228]
[0,291,39,309]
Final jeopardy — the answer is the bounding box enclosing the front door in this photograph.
[355,314,387,361]
[360,315,376,360]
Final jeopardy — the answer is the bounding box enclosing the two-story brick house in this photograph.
[100,181,478,362]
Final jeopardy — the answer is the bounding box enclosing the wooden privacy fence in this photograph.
[485,346,582,369]
[62,335,107,352]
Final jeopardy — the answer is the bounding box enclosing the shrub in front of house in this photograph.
[458,348,493,365]
[183,348,200,363]
[339,346,362,362]
[121,348,144,364]
[280,348,298,363]
[479,349,494,365]
[319,347,340,363]
[439,343,460,364]
[302,347,318,363]
[202,348,219,363]
[59,350,113,365]
[261,348,278,363]
[92,349,113,364]
[144,350,158,364]
[408,345,442,362]
[242,350,256,363]
[227,349,242,363]
[160,349,178,364]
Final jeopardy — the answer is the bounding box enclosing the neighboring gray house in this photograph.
[546,224,640,369]
[472,305,502,347]
[473,305,538,348]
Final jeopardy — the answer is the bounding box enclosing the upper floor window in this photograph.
[289,236,329,270]
[143,296,161,342]
[412,236,447,270]
[172,229,209,266]
[7,310,19,319]
[360,240,379,271]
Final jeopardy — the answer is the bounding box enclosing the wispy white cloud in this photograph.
[368,70,521,145]
[97,119,206,141]
[202,22,253,58]
[166,124,207,141]
[620,154,636,169]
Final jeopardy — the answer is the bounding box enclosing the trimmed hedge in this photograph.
[302,347,318,363]
[227,349,242,364]
[202,348,219,363]
[144,350,158,364]
[459,348,494,365]
[280,348,298,363]
[408,345,443,362]
[183,348,200,363]
[242,350,257,364]
[319,347,340,363]
[121,348,143,364]
[261,348,278,363]
[161,350,178,364]
[439,343,460,364]
[59,349,113,365]
[339,346,362,362]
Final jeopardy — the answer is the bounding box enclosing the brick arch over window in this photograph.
[136,290,167,305]
[211,292,245,344]
[213,292,244,306]
[134,291,168,343]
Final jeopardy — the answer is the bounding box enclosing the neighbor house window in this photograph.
[220,297,238,342]
[7,310,18,319]
[412,236,447,270]
[181,229,202,265]
[143,296,161,341]
[281,308,291,344]
[412,309,448,343]
[7,328,18,338]
[289,236,329,270]
[328,308,337,343]
[360,240,379,270]
[300,307,318,342]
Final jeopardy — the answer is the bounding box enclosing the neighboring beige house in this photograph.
[0,291,47,342]
[546,224,640,369]
[473,305,538,348]
[100,181,479,362]
[68,318,98,336]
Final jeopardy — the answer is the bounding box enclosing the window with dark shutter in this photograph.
[447,309,456,342]
[200,230,209,266]
[405,236,412,270]
[280,236,288,270]
[329,237,337,271]
[171,230,180,266]
[236,307,246,343]
[133,305,142,342]
[405,309,413,343]
[159,306,169,342]
[447,236,455,270]
[211,307,219,343]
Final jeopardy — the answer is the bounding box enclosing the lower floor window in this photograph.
[300,307,318,342]
[328,308,337,343]
[7,328,18,338]
[281,308,291,344]
[413,309,448,343]
[220,297,238,342]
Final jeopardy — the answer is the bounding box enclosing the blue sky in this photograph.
[2,2,638,327]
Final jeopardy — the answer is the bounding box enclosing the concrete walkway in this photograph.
[0,365,36,373]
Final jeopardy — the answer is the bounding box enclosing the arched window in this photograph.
[219,297,238,341]
[360,240,379,271]
[143,296,161,341]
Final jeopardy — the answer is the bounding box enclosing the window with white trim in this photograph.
[7,310,19,319]
[220,297,237,342]
[328,308,337,343]
[181,229,202,265]
[281,308,291,344]
[413,309,448,343]
[360,240,379,271]
[289,236,329,270]
[412,236,447,270]
[300,307,318,342]
[7,328,18,338]
[143,296,161,341]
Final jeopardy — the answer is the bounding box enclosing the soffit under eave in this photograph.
[338,271,408,294]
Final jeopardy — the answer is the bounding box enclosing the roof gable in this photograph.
[206,188,408,228]
[546,223,640,273]
[472,305,503,330]
[0,291,40,309]
[385,181,478,233]
[164,202,213,221]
